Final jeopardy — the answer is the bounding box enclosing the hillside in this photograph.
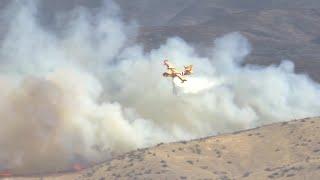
[10,117,320,180]
[0,1,320,179]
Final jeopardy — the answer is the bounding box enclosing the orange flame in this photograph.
[0,170,12,177]
[73,164,85,171]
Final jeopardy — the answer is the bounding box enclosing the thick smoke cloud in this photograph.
[0,0,319,174]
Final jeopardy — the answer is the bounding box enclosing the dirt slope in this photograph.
[9,117,320,180]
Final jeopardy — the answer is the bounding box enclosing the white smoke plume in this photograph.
[0,0,319,174]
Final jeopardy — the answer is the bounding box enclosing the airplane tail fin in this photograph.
[184,65,193,75]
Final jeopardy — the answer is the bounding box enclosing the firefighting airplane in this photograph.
[162,59,193,83]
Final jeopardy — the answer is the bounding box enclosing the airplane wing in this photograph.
[163,60,175,69]
[165,69,174,75]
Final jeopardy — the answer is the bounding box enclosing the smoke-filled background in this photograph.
[0,0,320,174]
